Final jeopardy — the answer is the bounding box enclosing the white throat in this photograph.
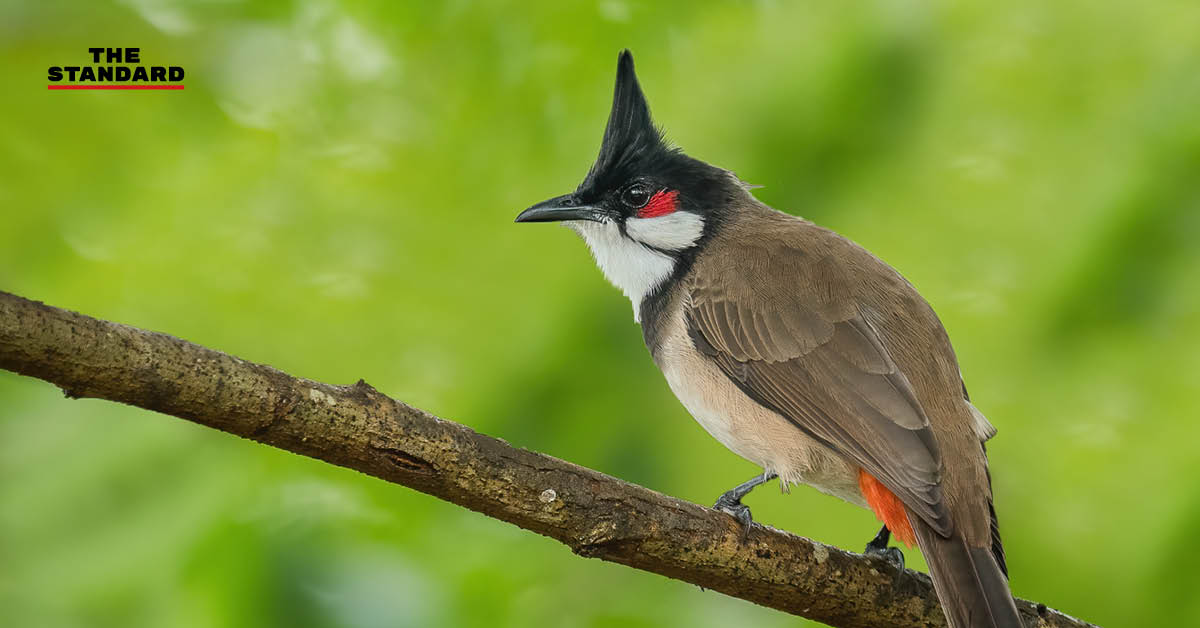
[566,212,704,322]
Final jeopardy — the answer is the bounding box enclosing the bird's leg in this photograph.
[864,524,905,569]
[713,472,777,538]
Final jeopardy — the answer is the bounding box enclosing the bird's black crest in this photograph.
[574,50,741,221]
[578,51,673,197]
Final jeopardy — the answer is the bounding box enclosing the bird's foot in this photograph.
[864,537,905,570]
[713,491,756,541]
[711,473,776,542]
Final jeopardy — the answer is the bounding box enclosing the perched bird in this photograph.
[516,51,1021,628]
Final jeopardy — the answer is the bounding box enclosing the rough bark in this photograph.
[0,291,1095,628]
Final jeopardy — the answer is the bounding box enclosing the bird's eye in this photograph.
[621,184,652,209]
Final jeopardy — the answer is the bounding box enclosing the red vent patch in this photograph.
[637,190,678,219]
[858,468,916,547]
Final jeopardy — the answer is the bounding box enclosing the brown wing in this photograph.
[685,239,952,535]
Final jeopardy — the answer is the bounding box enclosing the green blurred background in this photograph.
[2,1,1198,626]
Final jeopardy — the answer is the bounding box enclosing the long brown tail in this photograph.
[912,519,1022,628]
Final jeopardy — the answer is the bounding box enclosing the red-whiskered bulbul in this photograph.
[516,51,1021,628]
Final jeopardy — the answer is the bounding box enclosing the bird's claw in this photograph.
[864,543,905,570]
[714,493,755,541]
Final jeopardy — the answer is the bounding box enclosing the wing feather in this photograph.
[686,246,952,534]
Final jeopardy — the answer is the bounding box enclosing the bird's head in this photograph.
[516,50,745,256]
[516,51,747,317]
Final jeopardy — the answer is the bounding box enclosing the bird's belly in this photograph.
[656,331,866,508]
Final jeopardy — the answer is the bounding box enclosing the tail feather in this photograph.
[982,445,1008,576]
[987,493,1008,577]
[913,520,1021,628]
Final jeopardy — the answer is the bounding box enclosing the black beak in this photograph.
[515,194,607,223]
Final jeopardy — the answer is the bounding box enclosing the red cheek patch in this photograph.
[637,190,679,218]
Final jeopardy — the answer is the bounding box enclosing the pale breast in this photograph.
[654,310,867,508]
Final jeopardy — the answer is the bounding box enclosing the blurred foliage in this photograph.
[2,1,1199,627]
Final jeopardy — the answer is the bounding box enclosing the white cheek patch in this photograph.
[625,211,705,251]
[566,220,676,322]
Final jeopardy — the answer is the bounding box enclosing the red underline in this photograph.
[48,85,185,90]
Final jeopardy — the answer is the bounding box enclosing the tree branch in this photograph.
[0,291,1094,628]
